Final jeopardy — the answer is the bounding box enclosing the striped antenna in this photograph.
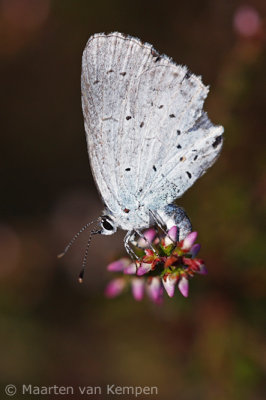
[78,229,101,283]
[57,220,98,259]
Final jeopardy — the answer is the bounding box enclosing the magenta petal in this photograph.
[138,228,157,247]
[107,258,130,272]
[162,275,177,297]
[105,278,126,298]
[144,228,157,242]
[124,263,137,275]
[190,243,201,258]
[168,226,178,242]
[198,264,208,275]
[182,231,198,250]
[131,278,145,301]
[164,226,178,246]
[147,277,163,304]
[137,262,152,276]
[178,277,189,297]
[193,259,207,274]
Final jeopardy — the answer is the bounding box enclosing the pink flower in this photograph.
[107,258,130,272]
[105,228,207,303]
[198,263,207,275]
[131,278,145,301]
[190,243,201,258]
[178,277,189,297]
[181,231,198,251]
[138,228,157,247]
[146,277,163,304]
[124,263,137,275]
[105,278,126,298]
[137,262,152,276]
[162,273,178,297]
[107,258,136,275]
[164,225,178,246]
[234,6,261,38]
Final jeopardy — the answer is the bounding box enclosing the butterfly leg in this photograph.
[124,230,140,261]
[149,208,179,246]
[149,209,168,235]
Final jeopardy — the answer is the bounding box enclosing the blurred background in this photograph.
[0,0,265,399]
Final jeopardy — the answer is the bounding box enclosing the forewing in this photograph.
[82,32,165,213]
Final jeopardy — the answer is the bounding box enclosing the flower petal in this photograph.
[178,277,189,297]
[164,255,178,268]
[144,228,157,243]
[167,226,178,242]
[138,228,157,247]
[124,263,137,275]
[198,264,208,275]
[190,243,201,258]
[146,277,163,304]
[137,262,152,276]
[107,258,130,272]
[191,259,207,274]
[182,231,198,250]
[162,274,178,297]
[131,278,145,301]
[104,278,126,298]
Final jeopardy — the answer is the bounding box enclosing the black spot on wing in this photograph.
[212,135,223,148]
[140,122,144,128]
[120,72,126,76]
[186,171,192,179]
[177,130,181,135]
[169,114,176,118]
[159,105,164,109]
[126,116,132,120]
[177,144,182,149]
[194,155,198,160]
[151,48,161,62]
[125,168,131,171]
[153,165,157,171]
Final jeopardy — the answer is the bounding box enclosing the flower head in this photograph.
[105,227,207,303]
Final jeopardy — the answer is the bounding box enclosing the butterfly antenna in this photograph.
[78,229,101,283]
[57,220,98,259]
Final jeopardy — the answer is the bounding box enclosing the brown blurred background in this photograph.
[0,0,265,399]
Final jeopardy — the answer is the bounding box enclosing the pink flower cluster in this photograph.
[105,227,207,304]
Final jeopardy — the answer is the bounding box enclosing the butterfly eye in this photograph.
[102,219,113,230]
[100,216,116,234]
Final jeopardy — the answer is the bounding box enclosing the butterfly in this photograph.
[59,32,223,279]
